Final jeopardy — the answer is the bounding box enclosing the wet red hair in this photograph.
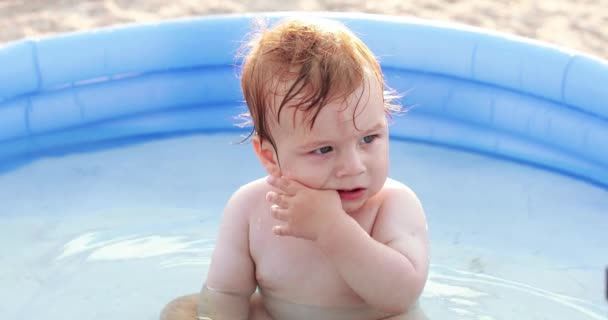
[238,17,400,151]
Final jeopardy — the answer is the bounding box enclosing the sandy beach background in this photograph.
[0,0,606,60]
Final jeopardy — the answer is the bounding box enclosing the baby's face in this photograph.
[270,75,389,213]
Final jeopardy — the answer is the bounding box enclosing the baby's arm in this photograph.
[266,175,428,314]
[317,183,429,314]
[201,186,257,319]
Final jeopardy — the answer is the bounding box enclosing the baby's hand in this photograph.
[266,175,344,241]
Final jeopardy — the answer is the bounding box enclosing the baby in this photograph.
[160,16,429,320]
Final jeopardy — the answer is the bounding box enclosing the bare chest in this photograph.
[248,205,378,306]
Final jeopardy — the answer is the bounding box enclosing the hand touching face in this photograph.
[266,175,345,241]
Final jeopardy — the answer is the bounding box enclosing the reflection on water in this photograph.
[55,228,607,320]
[423,265,607,319]
[57,230,215,268]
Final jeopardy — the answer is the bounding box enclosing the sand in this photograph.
[0,0,606,59]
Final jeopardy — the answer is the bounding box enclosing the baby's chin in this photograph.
[339,185,384,214]
[339,197,369,214]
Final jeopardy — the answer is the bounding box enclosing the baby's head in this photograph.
[240,17,400,212]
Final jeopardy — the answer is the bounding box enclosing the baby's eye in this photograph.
[313,146,333,154]
[361,135,376,144]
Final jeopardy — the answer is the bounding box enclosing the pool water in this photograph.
[1,134,607,319]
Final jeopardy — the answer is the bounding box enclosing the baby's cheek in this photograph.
[367,154,389,181]
[293,167,331,190]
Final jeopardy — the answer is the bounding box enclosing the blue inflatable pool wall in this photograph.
[0,13,607,188]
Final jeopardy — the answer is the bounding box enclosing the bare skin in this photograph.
[160,74,430,320]
[160,177,429,320]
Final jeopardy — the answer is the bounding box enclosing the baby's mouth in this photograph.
[337,188,366,200]
[338,187,364,192]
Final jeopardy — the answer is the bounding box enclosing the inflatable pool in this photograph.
[1,12,606,319]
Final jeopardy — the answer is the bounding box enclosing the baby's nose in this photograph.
[336,153,366,177]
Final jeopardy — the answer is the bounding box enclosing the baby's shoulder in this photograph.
[381,177,416,197]
[227,176,271,207]
[371,177,427,241]
[221,177,271,224]
[377,177,423,214]
[382,177,408,190]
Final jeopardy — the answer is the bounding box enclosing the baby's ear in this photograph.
[252,136,280,176]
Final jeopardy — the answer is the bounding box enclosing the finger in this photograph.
[265,191,289,208]
[272,225,292,237]
[279,177,301,196]
[267,175,296,195]
[266,175,281,189]
[270,205,289,221]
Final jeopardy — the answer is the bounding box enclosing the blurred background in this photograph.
[0,0,606,59]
